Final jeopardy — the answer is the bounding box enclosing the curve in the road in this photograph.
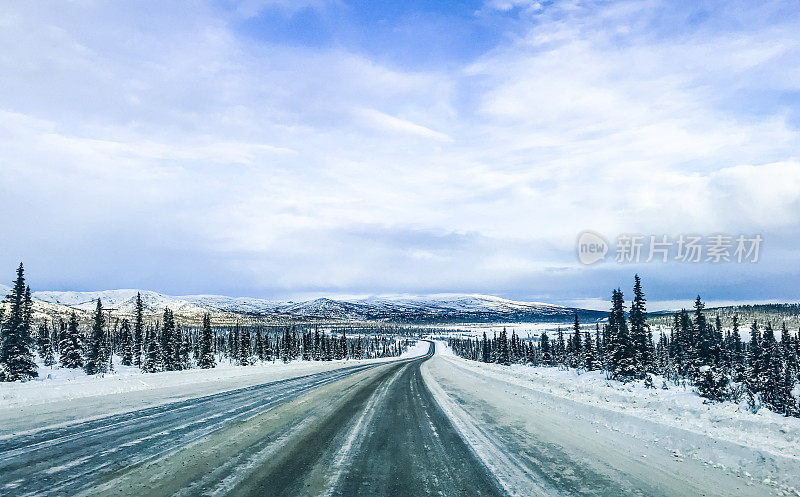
[227,342,506,497]
[2,343,508,497]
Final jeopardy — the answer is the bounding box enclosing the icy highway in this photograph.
[0,343,504,497]
[1,341,789,497]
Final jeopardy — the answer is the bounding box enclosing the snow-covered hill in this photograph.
[30,289,605,323]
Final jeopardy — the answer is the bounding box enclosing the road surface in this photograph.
[422,351,792,497]
[0,343,505,497]
[3,342,789,497]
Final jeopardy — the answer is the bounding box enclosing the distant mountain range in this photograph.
[16,288,608,324]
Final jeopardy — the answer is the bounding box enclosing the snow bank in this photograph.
[425,342,800,495]
[1,343,426,411]
[432,341,800,462]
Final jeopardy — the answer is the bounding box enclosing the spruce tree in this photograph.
[0,264,38,381]
[629,274,650,377]
[594,324,604,369]
[584,330,595,370]
[255,329,264,361]
[608,289,636,381]
[39,322,56,367]
[161,308,177,370]
[496,328,510,365]
[731,315,745,381]
[781,322,794,365]
[556,327,566,366]
[198,313,216,369]
[85,299,107,375]
[570,315,583,368]
[55,318,65,355]
[143,324,161,373]
[692,296,714,376]
[760,324,778,400]
[337,330,347,361]
[229,325,240,362]
[266,333,274,361]
[179,329,191,370]
[747,321,764,396]
[60,312,84,369]
[540,332,552,366]
[133,292,144,367]
[120,319,133,366]
[239,326,251,366]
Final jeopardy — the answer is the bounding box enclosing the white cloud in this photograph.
[0,0,798,302]
[355,108,453,142]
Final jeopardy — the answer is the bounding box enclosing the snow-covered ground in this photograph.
[0,340,428,436]
[423,341,800,496]
[423,322,601,339]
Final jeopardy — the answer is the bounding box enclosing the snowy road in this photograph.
[0,362,390,496]
[1,343,504,497]
[5,342,792,497]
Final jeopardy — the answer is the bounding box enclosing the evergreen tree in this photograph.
[692,296,716,376]
[39,322,56,367]
[142,322,162,373]
[760,324,780,407]
[540,332,552,366]
[584,330,595,370]
[731,315,745,381]
[338,330,347,360]
[120,319,133,366]
[161,308,178,370]
[60,312,84,369]
[0,264,38,381]
[497,328,510,365]
[85,299,107,375]
[556,327,566,366]
[239,326,251,366]
[179,329,191,370]
[780,322,796,377]
[696,365,729,402]
[595,324,604,369]
[230,325,240,362]
[133,292,144,367]
[256,329,265,361]
[198,313,216,369]
[747,321,764,395]
[266,333,275,361]
[656,331,669,374]
[570,315,582,368]
[607,289,636,381]
[358,335,366,359]
[629,274,651,376]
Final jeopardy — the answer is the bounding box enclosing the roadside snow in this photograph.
[1,340,427,410]
[425,341,800,495]
[0,340,426,435]
[432,341,800,462]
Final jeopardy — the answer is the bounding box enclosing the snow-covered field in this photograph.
[424,322,601,339]
[0,340,428,436]
[423,341,800,496]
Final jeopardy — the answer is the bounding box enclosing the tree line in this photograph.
[0,264,412,381]
[448,274,800,417]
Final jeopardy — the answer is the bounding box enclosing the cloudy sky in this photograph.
[1,0,799,309]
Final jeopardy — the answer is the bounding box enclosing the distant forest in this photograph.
[450,275,800,418]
